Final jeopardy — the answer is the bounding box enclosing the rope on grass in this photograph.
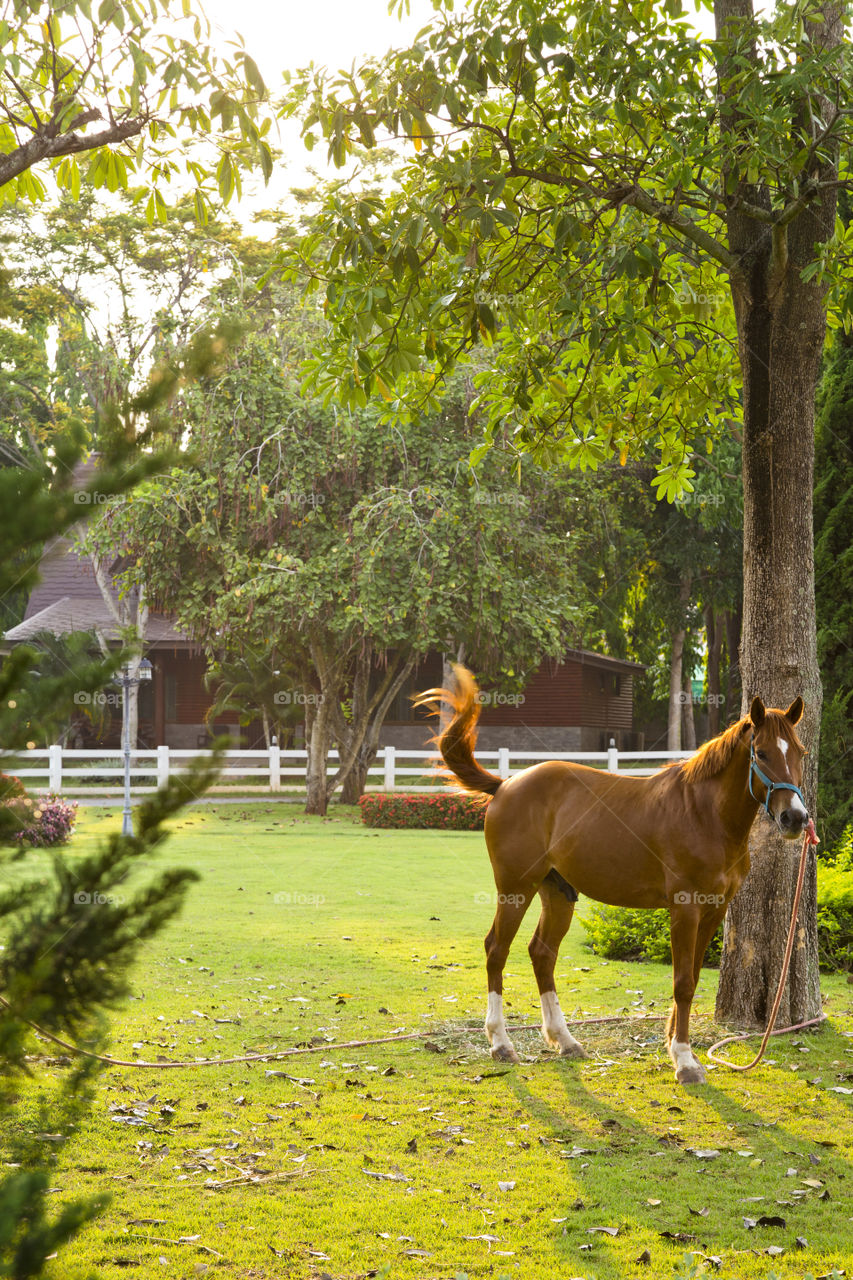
[0,997,667,1069]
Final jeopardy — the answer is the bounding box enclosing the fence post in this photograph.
[269,743,281,792]
[608,738,619,772]
[498,747,510,780]
[49,743,62,792]
[383,745,396,790]
[157,744,170,788]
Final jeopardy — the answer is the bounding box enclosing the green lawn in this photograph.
[3,803,853,1280]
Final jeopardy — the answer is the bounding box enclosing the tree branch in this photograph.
[0,117,147,189]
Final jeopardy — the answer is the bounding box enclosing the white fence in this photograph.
[2,743,694,797]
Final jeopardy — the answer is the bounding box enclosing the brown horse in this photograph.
[416,666,809,1084]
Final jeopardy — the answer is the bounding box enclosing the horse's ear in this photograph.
[749,696,766,728]
[785,695,804,725]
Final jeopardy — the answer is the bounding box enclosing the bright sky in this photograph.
[201,0,439,211]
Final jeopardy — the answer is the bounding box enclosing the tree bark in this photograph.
[682,674,697,752]
[335,651,416,804]
[705,604,724,737]
[713,0,837,1026]
[304,694,334,816]
[667,576,692,751]
[724,605,742,723]
[667,629,685,751]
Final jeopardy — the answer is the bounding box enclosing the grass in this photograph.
[3,802,853,1280]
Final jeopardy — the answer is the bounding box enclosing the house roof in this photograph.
[4,597,188,646]
[561,647,646,674]
[23,536,102,618]
[4,533,192,650]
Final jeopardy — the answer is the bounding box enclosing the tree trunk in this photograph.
[304,695,334,816]
[339,744,377,805]
[335,652,416,804]
[724,605,742,724]
[713,0,838,1026]
[125,657,140,751]
[705,604,724,737]
[667,629,685,751]
[682,674,697,752]
[667,576,692,751]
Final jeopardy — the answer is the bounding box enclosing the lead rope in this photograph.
[707,819,824,1071]
[0,828,825,1074]
[0,1001,667,1070]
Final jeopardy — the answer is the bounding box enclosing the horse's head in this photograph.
[748,695,808,839]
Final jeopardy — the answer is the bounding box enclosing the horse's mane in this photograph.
[677,716,751,784]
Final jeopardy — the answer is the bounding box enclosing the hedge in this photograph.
[358,792,488,830]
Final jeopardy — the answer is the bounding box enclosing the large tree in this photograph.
[278,0,851,1025]
[93,309,590,813]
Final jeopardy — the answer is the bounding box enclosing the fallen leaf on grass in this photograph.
[635,1249,651,1265]
[362,1168,410,1182]
[587,1227,619,1237]
[498,1181,515,1191]
[688,1206,709,1217]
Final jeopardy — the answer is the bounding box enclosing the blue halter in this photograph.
[748,740,807,816]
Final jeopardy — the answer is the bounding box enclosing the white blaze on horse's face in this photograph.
[750,697,808,840]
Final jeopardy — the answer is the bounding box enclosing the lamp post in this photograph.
[121,657,152,837]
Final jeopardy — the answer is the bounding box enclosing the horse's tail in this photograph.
[413,664,503,797]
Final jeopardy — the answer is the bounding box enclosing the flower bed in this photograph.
[14,793,78,847]
[358,792,488,830]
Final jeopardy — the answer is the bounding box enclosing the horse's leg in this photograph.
[692,904,728,987]
[484,894,532,1063]
[528,878,586,1059]
[666,906,705,1084]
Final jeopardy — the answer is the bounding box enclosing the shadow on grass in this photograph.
[497,1021,853,1280]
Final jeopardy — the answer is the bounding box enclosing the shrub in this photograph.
[817,829,853,972]
[358,792,488,830]
[14,793,78,847]
[583,831,853,974]
[583,903,723,967]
